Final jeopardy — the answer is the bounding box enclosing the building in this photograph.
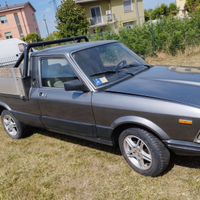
[75,0,145,34]
[0,2,40,40]
[176,0,187,18]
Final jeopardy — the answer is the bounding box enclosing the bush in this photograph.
[91,13,200,56]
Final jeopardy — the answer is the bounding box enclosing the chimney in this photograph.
[5,1,8,8]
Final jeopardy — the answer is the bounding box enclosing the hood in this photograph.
[106,65,200,108]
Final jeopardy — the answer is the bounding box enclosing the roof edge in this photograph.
[0,1,36,13]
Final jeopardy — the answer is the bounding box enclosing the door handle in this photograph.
[39,92,47,97]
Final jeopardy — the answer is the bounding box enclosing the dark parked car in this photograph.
[1,37,200,177]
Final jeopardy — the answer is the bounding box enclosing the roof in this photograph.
[0,38,26,45]
[74,0,100,4]
[32,40,119,56]
[0,2,36,13]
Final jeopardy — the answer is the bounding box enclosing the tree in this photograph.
[160,3,169,16]
[23,33,42,43]
[44,31,59,41]
[144,9,150,21]
[185,0,200,12]
[56,0,90,38]
[169,3,178,13]
[151,7,161,19]
[144,3,178,21]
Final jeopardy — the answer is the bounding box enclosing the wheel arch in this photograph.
[111,116,170,145]
[0,101,11,115]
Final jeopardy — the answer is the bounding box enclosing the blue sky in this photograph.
[5,0,175,38]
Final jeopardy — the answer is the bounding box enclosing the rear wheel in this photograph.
[119,128,170,176]
[1,110,26,139]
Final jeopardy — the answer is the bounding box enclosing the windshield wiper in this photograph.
[117,63,152,71]
[90,64,152,77]
[90,70,117,77]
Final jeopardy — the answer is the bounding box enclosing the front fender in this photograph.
[111,116,170,140]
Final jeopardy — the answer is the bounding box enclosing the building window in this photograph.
[0,15,8,24]
[90,6,102,25]
[13,13,24,37]
[5,32,12,39]
[123,0,133,13]
[36,28,39,35]
[32,14,35,21]
[123,21,135,28]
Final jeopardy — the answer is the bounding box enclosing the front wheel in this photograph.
[1,110,26,139]
[119,128,170,177]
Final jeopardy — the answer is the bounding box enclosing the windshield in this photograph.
[72,42,147,87]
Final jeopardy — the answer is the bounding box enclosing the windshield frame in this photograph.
[69,41,147,89]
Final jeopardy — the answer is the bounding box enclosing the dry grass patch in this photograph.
[1,51,200,199]
[146,46,200,67]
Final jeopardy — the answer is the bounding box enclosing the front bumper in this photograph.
[163,139,200,156]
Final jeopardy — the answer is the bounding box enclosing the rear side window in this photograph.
[40,58,77,88]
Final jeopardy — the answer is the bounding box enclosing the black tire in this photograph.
[1,110,26,139]
[119,128,170,177]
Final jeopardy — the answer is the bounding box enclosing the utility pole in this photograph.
[49,0,58,16]
[43,14,50,36]
[135,0,140,25]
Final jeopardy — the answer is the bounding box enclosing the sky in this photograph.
[4,0,176,38]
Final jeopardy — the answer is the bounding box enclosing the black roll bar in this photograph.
[13,35,89,78]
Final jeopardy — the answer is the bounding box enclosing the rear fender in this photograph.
[0,101,11,111]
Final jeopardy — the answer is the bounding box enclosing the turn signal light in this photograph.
[179,119,192,125]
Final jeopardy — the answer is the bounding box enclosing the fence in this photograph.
[0,56,19,67]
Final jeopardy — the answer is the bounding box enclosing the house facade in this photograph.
[75,0,145,34]
[0,2,40,40]
[176,0,187,18]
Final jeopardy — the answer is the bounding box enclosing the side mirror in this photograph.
[140,55,145,61]
[18,43,27,52]
[64,79,90,92]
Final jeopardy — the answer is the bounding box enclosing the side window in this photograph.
[41,58,77,88]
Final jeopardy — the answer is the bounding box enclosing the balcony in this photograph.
[89,13,116,28]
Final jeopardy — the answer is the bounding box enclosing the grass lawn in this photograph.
[1,52,200,199]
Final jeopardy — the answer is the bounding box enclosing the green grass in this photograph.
[1,54,200,199]
[1,124,200,200]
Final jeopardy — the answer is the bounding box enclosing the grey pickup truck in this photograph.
[1,35,200,177]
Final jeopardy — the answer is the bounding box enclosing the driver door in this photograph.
[37,57,95,136]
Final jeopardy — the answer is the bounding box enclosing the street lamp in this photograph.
[49,0,58,16]
[43,14,50,37]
